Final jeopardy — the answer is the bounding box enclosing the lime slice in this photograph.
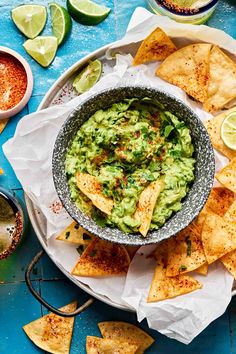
[11,5,47,39]
[23,36,58,67]
[221,112,236,151]
[49,3,72,45]
[73,60,102,94]
[67,0,110,25]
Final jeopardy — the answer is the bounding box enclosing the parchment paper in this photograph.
[3,7,235,344]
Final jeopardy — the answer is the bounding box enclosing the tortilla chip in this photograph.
[86,336,138,354]
[0,168,3,175]
[98,321,154,354]
[225,200,236,222]
[221,250,236,279]
[204,107,236,160]
[125,246,140,260]
[215,158,236,193]
[220,201,236,278]
[133,27,176,65]
[23,301,77,354]
[134,180,162,237]
[56,221,94,245]
[201,213,236,264]
[166,223,206,277]
[195,263,208,275]
[76,172,113,215]
[148,255,202,302]
[156,43,212,102]
[203,46,236,112]
[196,187,234,232]
[72,238,130,277]
[0,118,8,134]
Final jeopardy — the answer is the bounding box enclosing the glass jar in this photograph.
[146,0,219,24]
[0,188,27,260]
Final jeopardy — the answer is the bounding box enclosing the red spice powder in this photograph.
[0,53,27,111]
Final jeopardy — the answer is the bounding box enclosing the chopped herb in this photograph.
[185,236,192,257]
[164,125,174,138]
[83,233,91,240]
[74,224,79,229]
[133,150,142,158]
[175,122,185,129]
[89,250,97,257]
[76,245,85,255]
[169,149,182,158]
[179,265,187,271]
[65,231,70,239]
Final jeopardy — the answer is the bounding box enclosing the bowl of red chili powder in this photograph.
[0,46,33,119]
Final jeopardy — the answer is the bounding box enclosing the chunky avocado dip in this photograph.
[65,98,195,235]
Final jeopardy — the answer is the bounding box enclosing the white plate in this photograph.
[25,40,236,310]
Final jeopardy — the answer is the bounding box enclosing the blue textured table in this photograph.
[0,1,236,353]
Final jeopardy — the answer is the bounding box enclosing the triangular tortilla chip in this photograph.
[215,157,236,193]
[195,263,208,275]
[0,118,8,134]
[133,27,176,65]
[166,223,206,277]
[72,238,130,277]
[98,321,154,354]
[204,107,236,160]
[225,200,236,222]
[196,187,234,232]
[148,254,202,302]
[220,201,236,279]
[221,250,236,279]
[56,221,94,245]
[156,43,212,102]
[134,180,162,237]
[76,173,113,215]
[201,213,236,264]
[86,336,139,354]
[23,301,77,354]
[203,46,236,112]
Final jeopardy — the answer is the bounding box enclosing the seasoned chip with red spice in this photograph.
[72,238,130,277]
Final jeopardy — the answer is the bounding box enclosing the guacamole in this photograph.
[65,98,195,234]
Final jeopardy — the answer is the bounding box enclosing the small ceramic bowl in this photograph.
[52,86,215,246]
[0,188,28,260]
[0,46,33,120]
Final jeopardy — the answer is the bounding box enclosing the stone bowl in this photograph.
[52,86,215,246]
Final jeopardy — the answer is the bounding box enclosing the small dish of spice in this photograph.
[0,46,33,119]
[0,188,27,260]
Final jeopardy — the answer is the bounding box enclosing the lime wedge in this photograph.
[49,3,72,45]
[67,0,110,25]
[11,5,47,39]
[23,36,58,67]
[73,60,102,94]
[221,112,236,151]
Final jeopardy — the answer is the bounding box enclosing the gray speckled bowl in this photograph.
[52,86,215,246]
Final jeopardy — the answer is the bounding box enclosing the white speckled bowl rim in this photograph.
[52,85,215,246]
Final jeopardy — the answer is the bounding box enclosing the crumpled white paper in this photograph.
[3,7,235,344]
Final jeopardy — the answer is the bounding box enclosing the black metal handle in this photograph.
[25,250,94,317]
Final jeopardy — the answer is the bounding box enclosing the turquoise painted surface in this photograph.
[0,1,236,353]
